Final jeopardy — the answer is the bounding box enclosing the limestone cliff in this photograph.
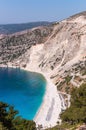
[0,11,86,93]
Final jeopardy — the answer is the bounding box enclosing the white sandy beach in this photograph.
[21,66,67,129]
[0,64,66,129]
[33,73,66,129]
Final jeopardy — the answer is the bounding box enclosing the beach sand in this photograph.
[0,64,66,129]
[33,73,66,129]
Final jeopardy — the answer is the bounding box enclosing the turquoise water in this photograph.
[0,67,46,120]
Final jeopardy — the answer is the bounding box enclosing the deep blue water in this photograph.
[0,67,46,120]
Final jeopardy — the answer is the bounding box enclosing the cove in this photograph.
[0,67,46,120]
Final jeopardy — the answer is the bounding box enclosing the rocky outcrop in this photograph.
[0,11,86,92]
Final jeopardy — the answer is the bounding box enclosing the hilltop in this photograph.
[0,21,51,34]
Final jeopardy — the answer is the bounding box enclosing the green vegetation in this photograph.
[65,75,72,85]
[61,84,86,124]
[57,75,73,94]
[46,84,86,130]
[0,102,36,130]
[46,123,81,130]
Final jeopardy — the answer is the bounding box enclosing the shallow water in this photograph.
[0,67,46,120]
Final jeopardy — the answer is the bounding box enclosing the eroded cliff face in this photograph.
[0,11,86,93]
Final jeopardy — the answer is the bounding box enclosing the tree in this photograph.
[61,84,86,124]
[0,102,36,130]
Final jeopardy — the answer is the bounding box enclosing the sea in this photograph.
[0,67,46,120]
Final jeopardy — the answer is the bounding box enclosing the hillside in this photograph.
[0,21,51,34]
[0,11,86,91]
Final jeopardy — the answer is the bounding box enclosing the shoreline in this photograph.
[0,65,66,129]
[33,73,66,129]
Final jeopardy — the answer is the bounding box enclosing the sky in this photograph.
[0,0,86,24]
